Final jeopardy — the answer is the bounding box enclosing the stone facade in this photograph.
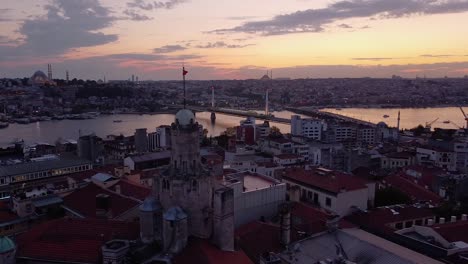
[140,109,235,254]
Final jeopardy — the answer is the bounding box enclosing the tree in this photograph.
[410,124,425,136]
[375,187,411,207]
[222,127,237,137]
[270,126,282,136]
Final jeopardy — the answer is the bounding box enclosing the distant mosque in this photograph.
[29,64,56,86]
[260,70,273,80]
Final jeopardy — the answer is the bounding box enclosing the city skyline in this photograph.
[1,0,468,80]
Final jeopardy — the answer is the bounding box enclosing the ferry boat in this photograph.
[443,120,450,124]
[383,115,390,118]
[15,118,30,124]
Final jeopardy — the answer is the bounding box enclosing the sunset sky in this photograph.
[1,0,468,80]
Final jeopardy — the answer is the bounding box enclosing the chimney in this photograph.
[427,218,434,226]
[115,185,121,194]
[462,214,467,221]
[279,203,291,246]
[451,216,457,223]
[439,217,445,224]
[96,194,112,219]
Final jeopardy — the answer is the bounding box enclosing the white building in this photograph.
[259,137,294,155]
[454,140,468,172]
[417,147,456,171]
[273,154,305,166]
[291,115,325,140]
[283,167,375,216]
[222,171,286,227]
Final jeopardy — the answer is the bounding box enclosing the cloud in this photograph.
[226,16,260,21]
[0,0,118,59]
[153,44,187,53]
[338,23,352,29]
[352,57,396,61]
[123,9,152,21]
[211,0,468,35]
[127,0,189,10]
[127,0,154,10]
[3,55,468,80]
[420,54,458,58]
[195,41,254,49]
[0,8,13,21]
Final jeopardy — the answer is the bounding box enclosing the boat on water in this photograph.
[383,115,390,118]
[113,120,123,123]
[210,112,216,123]
[15,118,30,124]
[0,122,9,129]
[52,115,65,120]
[443,120,450,124]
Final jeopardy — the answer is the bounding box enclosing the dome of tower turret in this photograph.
[175,109,195,126]
[139,196,161,212]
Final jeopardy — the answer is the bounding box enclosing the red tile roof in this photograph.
[432,220,468,243]
[290,202,332,235]
[67,165,120,182]
[346,205,435,234]
[235,221,285,263]
[0,200,19,223]
[140,168,159,179]
[399,165,446,190]
[63,183,139,218]
[17,218,139,264]
[109,180,151,201]
[283,167,368,194]
[173,238,253,264]
[384,174,443,204]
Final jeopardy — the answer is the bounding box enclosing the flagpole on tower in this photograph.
[182,64,188,109]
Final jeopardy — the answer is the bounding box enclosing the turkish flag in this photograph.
[183,68,188,76]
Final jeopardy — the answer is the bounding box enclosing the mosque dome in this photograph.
[0,236,15,254]
[163,206,187,221]
[30,70,50,85]
[377,121,388,128]
[139,196,161,212]
[260,74,271,80]
[175,109,195,126]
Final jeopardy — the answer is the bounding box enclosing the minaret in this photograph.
[211,86,215,108]
[47,64,53,80]
[265,88,269,117]
[66,70,69,82]
[397,111,401,142]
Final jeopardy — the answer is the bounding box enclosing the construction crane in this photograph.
[425,117,439,130]
[449,120,463,129]
[459,107,468,128]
